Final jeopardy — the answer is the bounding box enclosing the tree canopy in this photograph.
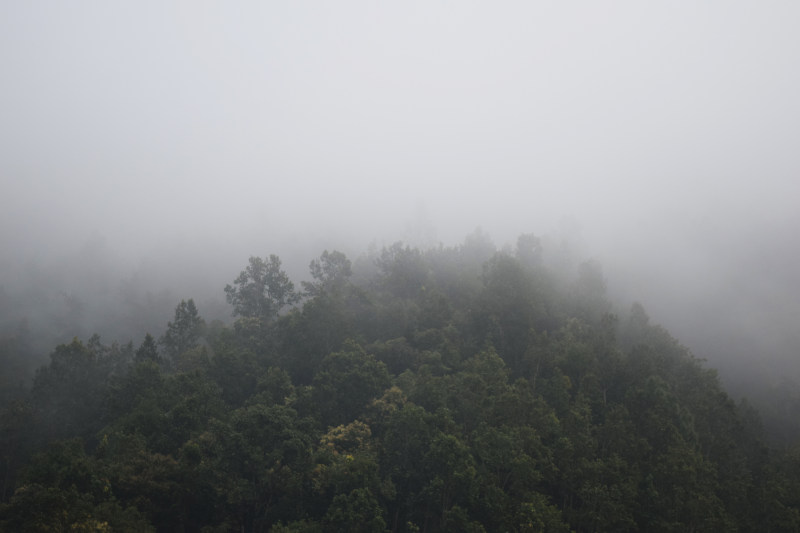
[224,255,299,319]
[1,236,798,532]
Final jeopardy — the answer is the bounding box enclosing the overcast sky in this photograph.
[3,2,799,254]
[2,2,800,374]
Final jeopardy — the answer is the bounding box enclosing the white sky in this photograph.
[2,2,800,386]
[3,2,799,256]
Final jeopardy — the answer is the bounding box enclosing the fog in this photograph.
[2,3,800,416]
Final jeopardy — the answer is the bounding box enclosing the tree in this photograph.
[322,488,386,533]
[159,299,204,360]
[420,432,478,529]
[473,253,545,375]
[278,251,358,383]
[313,342,391,427]
[135,333,160,364]
[302,250,352,298]
[31,338,108,444]
[569,260,611,324]
[0,439,153,532]
[375,242,429,298]
[190,403,316,530]
[3,236,795,531]
[515,233,543,268]
[313,421,384,508]
[225,255,299,319]
[0,400,33,502]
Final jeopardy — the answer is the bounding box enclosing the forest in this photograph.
[1,234,799,532]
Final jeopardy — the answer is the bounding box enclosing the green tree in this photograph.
[516,233,543,268]
[103,367,224,456]
[159,299,204,360]
[322,487,386,533]
[302,250,352,298]
[473,253,547,375]
[31,338,109,444]
[1,235,792,532]
[765,445,800,531]
[208,347,262,407]
[0,439,152,532]
[135,333,160,364]
[225,255,299,319]
[192,402,317,531]
[569,259,611,325]
[376,242,429,298]
[0,400,33,502]
[280,251,359,383]
[313,342,391,427]
[313,421,385,504]
[420,432,478,530]
[371,399,435,531]
[96,432,183,529]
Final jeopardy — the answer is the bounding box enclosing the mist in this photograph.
[2,2,800,431]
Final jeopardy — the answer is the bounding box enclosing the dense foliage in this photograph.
[1,234,799,532]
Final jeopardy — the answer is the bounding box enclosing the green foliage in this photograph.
[765,444,800,530]
[0,399,33,502]
[516,233,543,268]
[0,439,152,532]
[303,249,353,298]
[208,347,261,407]
[313,342,391,427]
[569,259,611,324]
[225,255,299,319]
[376,242,430,298]
[323,487,386,533]
[278,290,357,384]
[1,236,795,531]
[104,367,225,455]
[159,299,205,360]
[134,333,160,364]
[31,338,111,444]
[0,327,36,405]
[472,253,550,374]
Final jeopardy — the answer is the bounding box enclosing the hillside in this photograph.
[1,236,799,532]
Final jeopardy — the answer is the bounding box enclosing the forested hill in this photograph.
[1,236,799,532]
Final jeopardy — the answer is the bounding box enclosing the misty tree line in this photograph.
[1,234,800,531]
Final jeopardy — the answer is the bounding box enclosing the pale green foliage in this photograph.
[159,299,204,359]
[225,255,298,318]
[302,250,352,298]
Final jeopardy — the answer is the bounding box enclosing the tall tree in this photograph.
[160,299,204,360]
[302,250,352,299]
[313,342,391,427]
[135,333,160,364]
[30,338,109,444]
[225,255,299,319]
[375,242,429,298]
